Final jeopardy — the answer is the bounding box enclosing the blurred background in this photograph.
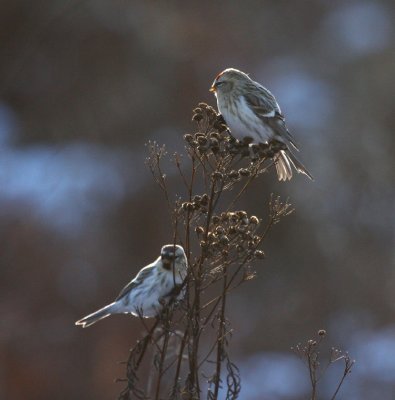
[1,1,394,399]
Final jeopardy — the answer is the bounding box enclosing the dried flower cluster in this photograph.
[117,104,352,400]
[293,330,355,400]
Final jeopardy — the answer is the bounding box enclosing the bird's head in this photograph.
[210,68,250,95]
[160,244,186,271]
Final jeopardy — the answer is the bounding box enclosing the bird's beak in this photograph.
[209,85,216,93]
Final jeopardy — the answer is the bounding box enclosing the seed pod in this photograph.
[212,171,223,180]
[254,250,265,259]
[200,240,208,249]
[181,202,194,212]
[220,212,228,221]
[215,226,224,234]
[184,134,194,142]
[195,226,204,235]
[193,195,202,203]
[318,329,327,337]
[210,132,220,140]
[239,168,250,177]
[250,216,259,225]
[197,146,208,154]
[192,114,203,122]
[219,235,229,245]
[208,232,217,241]
[217,123,228,133]
[212,215,220,224]
[228,170,240,180]
[209,137,219,147]
[201,194,209,205]
[237,211,247,219]
[197,136,208,145]
[193,107,202,114]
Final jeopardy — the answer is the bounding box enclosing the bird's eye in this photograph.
[216,81,224,86]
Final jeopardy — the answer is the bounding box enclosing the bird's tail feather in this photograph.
[275,150,313,181]
[75,303,116,328]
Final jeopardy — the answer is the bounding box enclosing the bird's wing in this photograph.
[243,90,299,149]
[115,264,155,301]
[243,85,280,116]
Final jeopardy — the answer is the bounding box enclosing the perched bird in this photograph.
[210,68,313,181]
[75,244,187,328]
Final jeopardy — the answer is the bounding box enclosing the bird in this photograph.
[210,68,313,181]
[75,244,188,328]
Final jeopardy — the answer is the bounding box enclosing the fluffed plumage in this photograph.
[210,68,313,181]
[75,244,187,328]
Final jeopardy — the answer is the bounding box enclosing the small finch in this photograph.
[210,68,313,181]
[75,244,187,328]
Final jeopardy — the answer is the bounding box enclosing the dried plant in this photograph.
[293,330,355,400]
[118,103,294,399]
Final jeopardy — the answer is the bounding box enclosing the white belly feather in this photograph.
[117,267,183,318]
[217,95,274,143]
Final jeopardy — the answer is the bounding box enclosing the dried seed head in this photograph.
[193,195,202,203]
[184,134,194,142]
[197,146,208,154]
[208,232,217,241]
[210,132,220,140]
[318,329,327,337]
[236,211,247,219]
[220,212,229,221]
[193,107,202,114]
[200,240,208,249]
[229,212,238,223]
[219,235,229,245]
[250,216,259,225]
[200,194,209,205]
[212,171,223,180]
[195,226,204,235]
[215,226,224,234]
[192,114,203,122]
[239,168,250,177]
[197,136,208,145]
[253,235,260,244]
[209,138,220,149]
[228,170,240,179]
[254,250,265,259]
[214,122,228,133]
[181,202,194,212]
[212,215,220,224]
